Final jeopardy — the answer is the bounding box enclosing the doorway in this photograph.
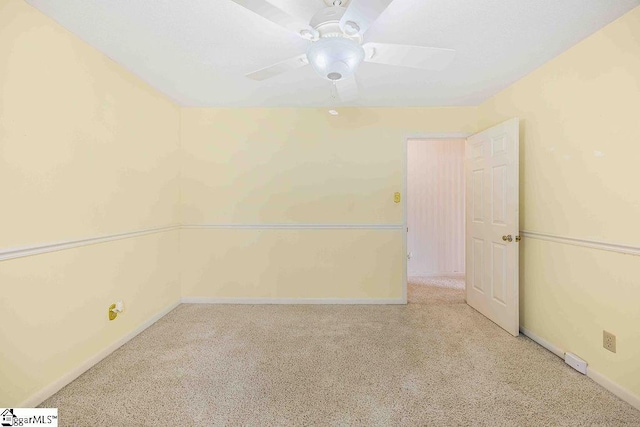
[405,137,466,304]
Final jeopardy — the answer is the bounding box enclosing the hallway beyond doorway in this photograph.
[408,276,465,305]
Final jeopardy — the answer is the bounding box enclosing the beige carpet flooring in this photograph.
[42,283,640,426]
[408,276,465,305]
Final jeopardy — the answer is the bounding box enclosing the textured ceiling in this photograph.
[26,0,640,107]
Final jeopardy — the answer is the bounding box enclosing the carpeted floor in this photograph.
[42,283,640,426]
[408,276,465,305]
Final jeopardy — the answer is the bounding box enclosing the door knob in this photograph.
[502,235,513,242]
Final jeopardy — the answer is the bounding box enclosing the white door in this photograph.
[465,118,520,336]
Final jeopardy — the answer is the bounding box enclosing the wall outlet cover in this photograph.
[603,330,616,353]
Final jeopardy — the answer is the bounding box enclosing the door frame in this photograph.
[402,133,472,303]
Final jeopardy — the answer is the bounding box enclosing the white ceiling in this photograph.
[27,0,639,107]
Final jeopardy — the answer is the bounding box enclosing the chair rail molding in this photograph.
[0,225,179,262]
[181,223,404,230]
[521,230,640,257]
[0,224,404,262]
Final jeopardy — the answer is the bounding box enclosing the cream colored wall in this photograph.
[181,229,404,299]
[0,1,180,406]
[1,1,180,247]
[0,232,179,405]
[478,6,640,397]
[181,108,476,224]
[180,107,476,299]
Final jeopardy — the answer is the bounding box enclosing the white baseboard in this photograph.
[408,273,465,278]
[588,368,640,411]
[181,297,406,305]
[20,300,180,408]
[519,327,565,359]
[520,326,640,411]
[23,304,638,412]
[17,296,402,406]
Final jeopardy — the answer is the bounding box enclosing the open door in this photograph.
[465,118,520,336]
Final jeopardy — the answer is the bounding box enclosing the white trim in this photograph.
[0,226,179,262]
[402,133,408,304]
[588,368,640,411]
[407,272,466,278]
[19,300,181,408]
[520,327,640,411]
[0,224,405,262]
[407,272,466,285]
[405,132,472,140]
[182,224,404,230]
[181,297,405,305]
[521,230,640,257]
[520,326,565,358]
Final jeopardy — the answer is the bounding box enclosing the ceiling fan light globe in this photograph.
[306,37,364,81]
[326,61,348,80]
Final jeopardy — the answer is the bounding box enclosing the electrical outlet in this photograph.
[603,330,616,353]
[108,301,125,321]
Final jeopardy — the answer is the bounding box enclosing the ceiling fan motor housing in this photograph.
[309,6,361,42]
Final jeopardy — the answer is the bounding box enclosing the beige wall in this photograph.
[181,228,404,300]
[0,1,180,406]
[0,232,179,406]
[181,108,476,225]
[180,107,476,300]
[478,6,640,397]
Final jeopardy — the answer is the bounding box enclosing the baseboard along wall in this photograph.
[181,297,406,305]
[21,305,640,411]
[520,327,640,411]
[20,300,180,408]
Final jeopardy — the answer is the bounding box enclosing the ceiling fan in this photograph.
[231,0,456,101]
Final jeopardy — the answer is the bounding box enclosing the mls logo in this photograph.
[0,408,58,426]
[1,409,15,427]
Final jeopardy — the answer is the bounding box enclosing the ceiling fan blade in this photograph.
[332,75,359,102]
[363,42,456,70]
[339,0,395,35]
[230,0,315,38]
[245,54,309,80]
